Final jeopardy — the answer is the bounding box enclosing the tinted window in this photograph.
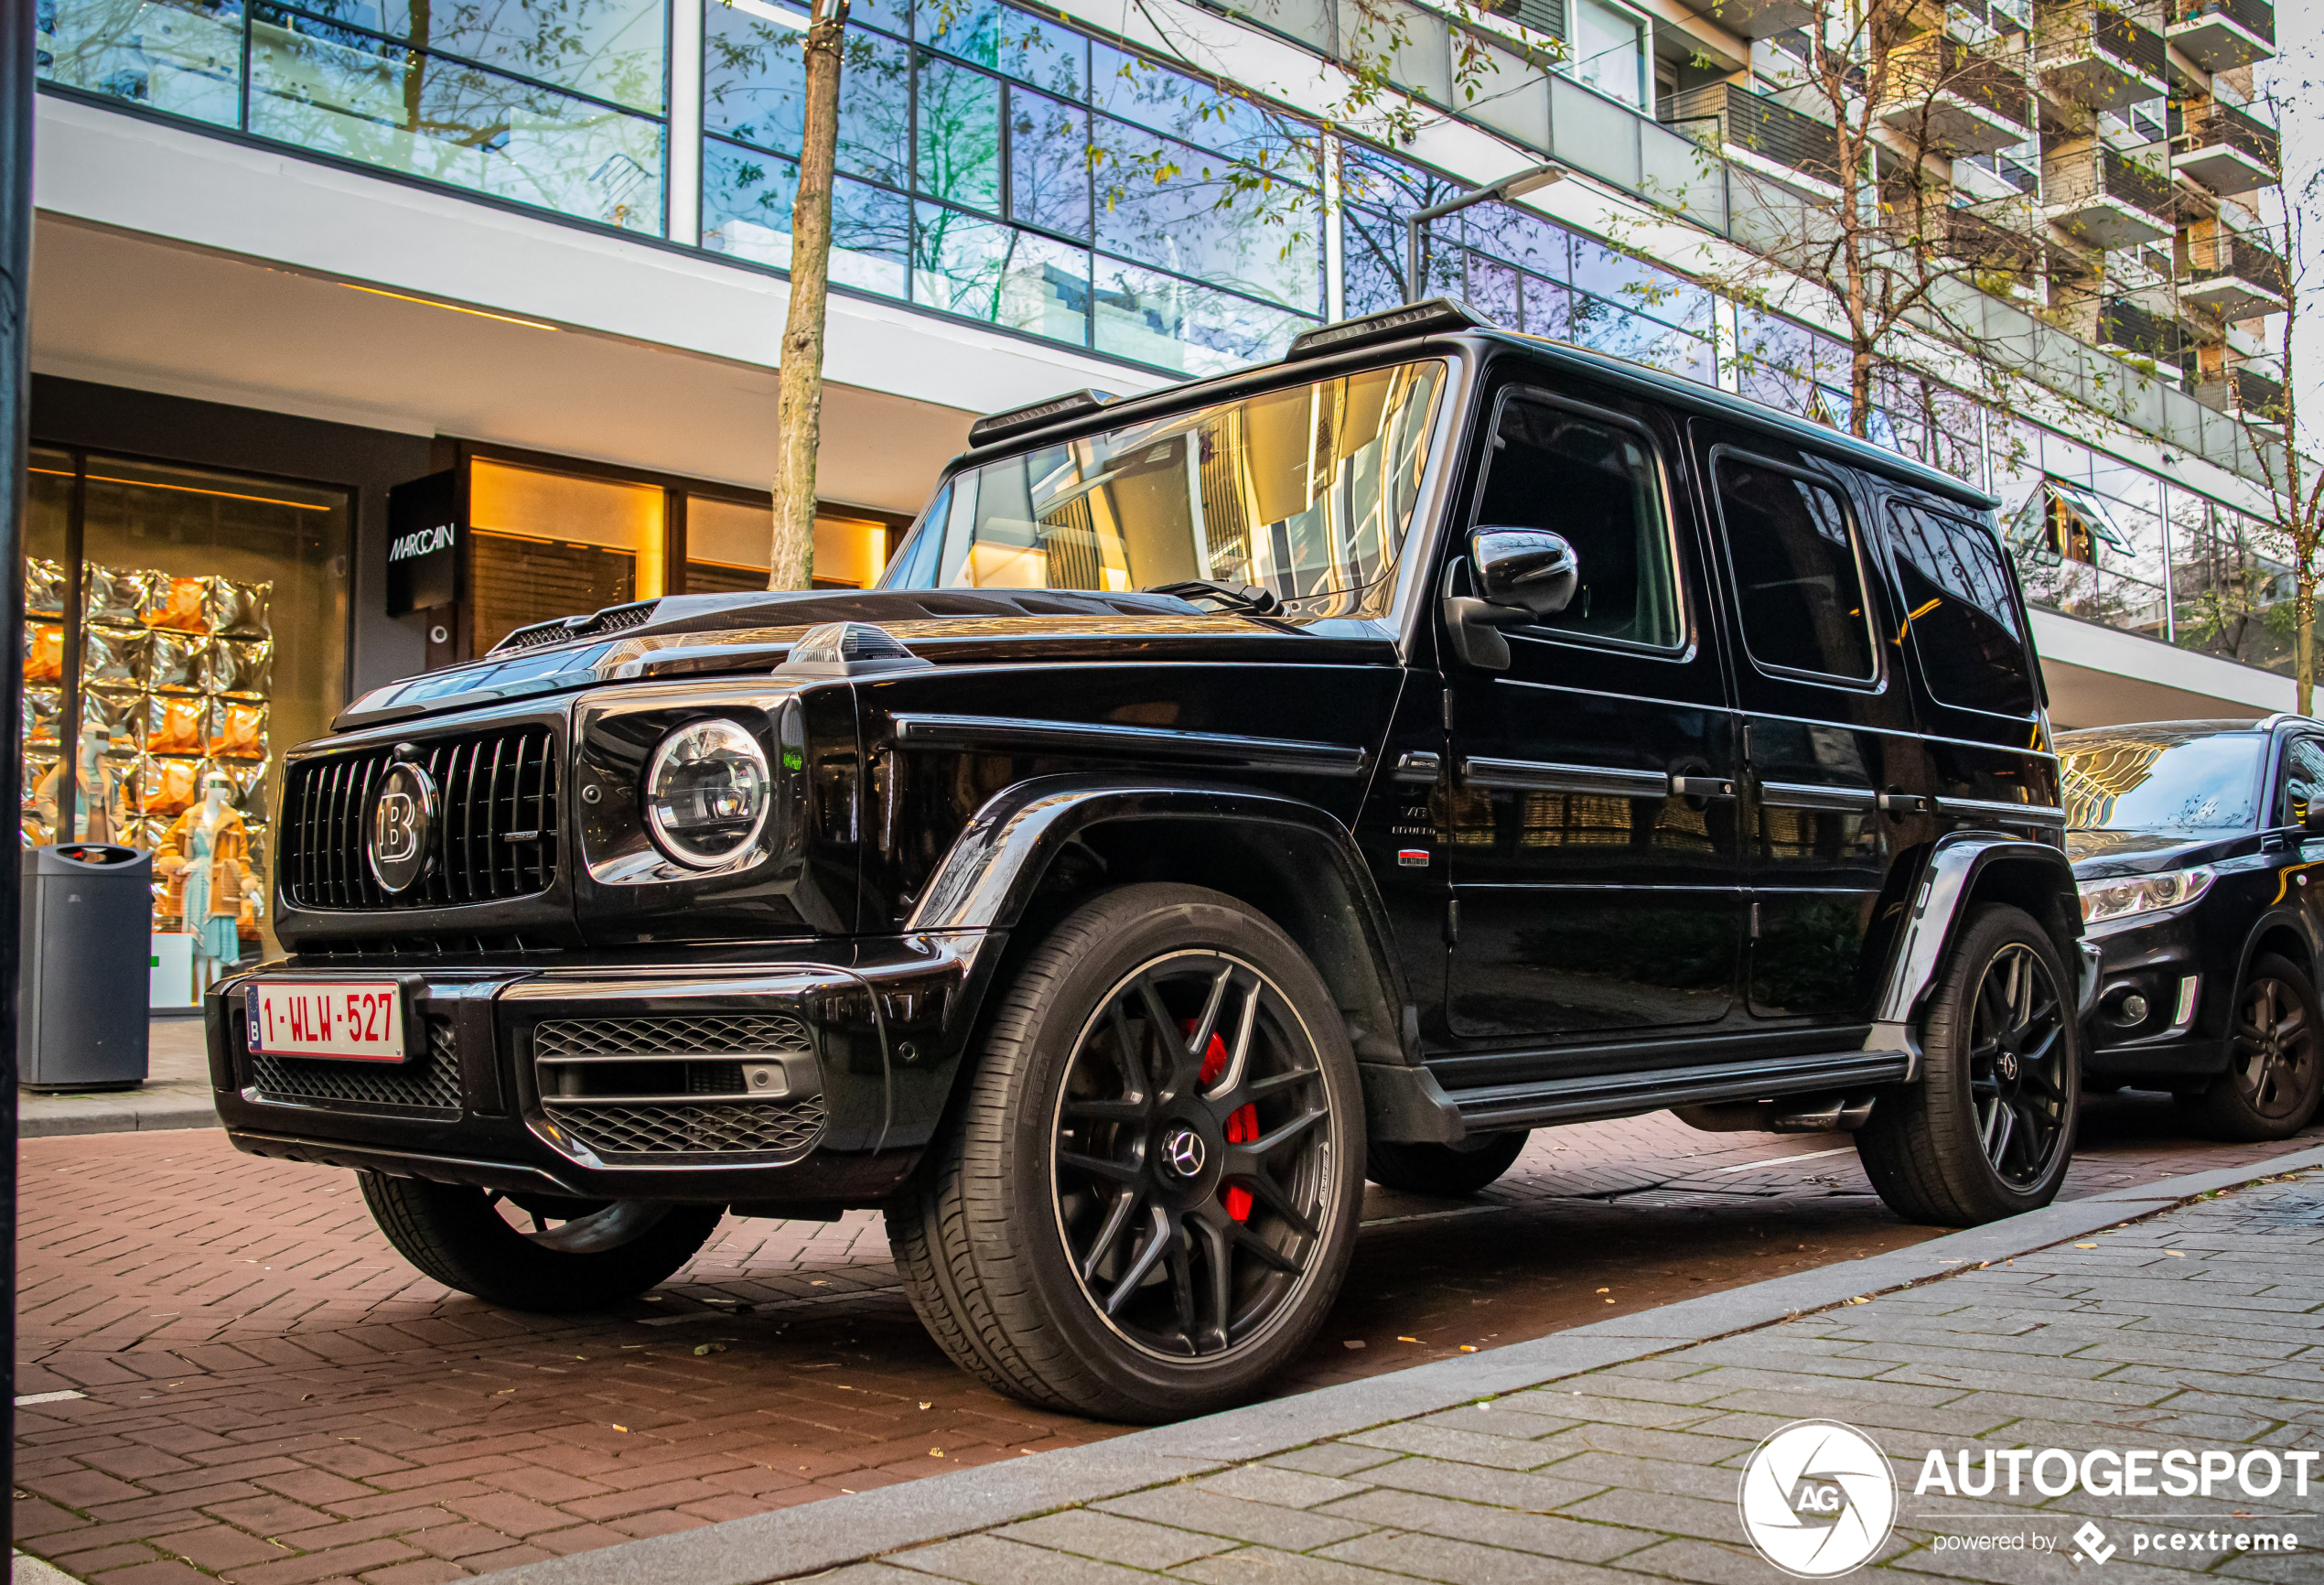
[1475,397,1680,649]
[2060,729,2265,833]
[1716,455,1875,681]
[2281,737,2324,826]
[1888,503,2036,716]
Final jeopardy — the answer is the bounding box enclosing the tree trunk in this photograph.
[2299,566,2316,719]
[766,0,850,592]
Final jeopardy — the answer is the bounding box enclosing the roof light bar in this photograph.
[966,388,1119,447]
[1286,298,1485,361]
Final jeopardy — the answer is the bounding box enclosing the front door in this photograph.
[1441,384,1744,1052]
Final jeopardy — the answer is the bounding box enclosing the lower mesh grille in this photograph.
[249,1020,462,1115]
[552,1095,829,1157]
[530,1013,825,1159]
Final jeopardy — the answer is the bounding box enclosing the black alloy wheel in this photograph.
[885,883,1363,1421]
[2180,954,2324,1141]
[1051,951,1333,1359]
[1856,903,2081,1225]
[1966,941,2072,1189]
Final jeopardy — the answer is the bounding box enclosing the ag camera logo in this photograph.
[1738,1419,1898,1577]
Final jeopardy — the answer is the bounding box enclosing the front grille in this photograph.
[531,1014,825,1159]
[282,725,559,911]
[490,600,660,655]
[553,1095,829,1157]
[249,1019,463,1116]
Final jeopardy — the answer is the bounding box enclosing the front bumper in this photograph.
[2079,911,2224,1079]
[207,933,1001,1205]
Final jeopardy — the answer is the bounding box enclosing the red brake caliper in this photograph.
[1185,1019,1257,1222]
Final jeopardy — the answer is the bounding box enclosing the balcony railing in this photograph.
[2098,296,2181,365]
[1942,199,2043,270]
[2043,146,2178,250]
[1882,33,2031,156]
[1661,83,1841,186]
[2168,0,2274,70]
[2195,365,2286,421]
[2036,0,2167,110]
[2170,99,2280,196]
[2181,232,2288,318]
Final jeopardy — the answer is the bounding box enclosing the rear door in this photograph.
[1695,429,1917,1027]
[1440,380,1744,1056]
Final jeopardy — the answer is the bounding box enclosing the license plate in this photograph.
[249,982,412,1063]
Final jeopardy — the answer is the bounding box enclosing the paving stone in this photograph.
[1263,1445,1403,1479]
[998,1509,1241,1569]
[1093,1488,1378,1551]
[1170,1544,1424,1585]
[1315,1527,1651,1584]
[1354,1454,1609,1513]
[893,1533,1161,1585]
[1316,1485,1651,1563]
[1340,1423,1563,1472]
[1194,1465,1373,1510]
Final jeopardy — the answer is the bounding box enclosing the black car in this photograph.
[2062,717,2324,1140]
[210,299,2092,1421]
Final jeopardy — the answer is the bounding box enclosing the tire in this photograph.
[359,1174,723,1311]
[1856,903,2080,1226]
[886,883,1364,1422]
[1368,1132,1529,1197]
[2177,954,2324,1142]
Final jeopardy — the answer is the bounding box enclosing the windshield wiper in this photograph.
[1142,578,1282,615]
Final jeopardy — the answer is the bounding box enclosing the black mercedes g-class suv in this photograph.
[210,300,2093,1421]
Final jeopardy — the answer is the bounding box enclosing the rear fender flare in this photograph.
[1871,832,2088,1067]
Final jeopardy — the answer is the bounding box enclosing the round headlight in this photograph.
[644,719,770,868]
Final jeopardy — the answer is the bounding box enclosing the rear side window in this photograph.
[1475,395,1681,650]
[2281,737,2324,826]
[1888,502,2037,717]
[1715,453,1876,682]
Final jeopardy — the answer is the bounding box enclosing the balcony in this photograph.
[2042,146,2176,250]
[2167,0,2273,70]
[1881,35,2032,156]
[2170,99,2279,197]
[2036,0,2167,113]
[2181,232,2287,318]
[2098,296,2183,366]
[1663,0,1818,40]
[2194,365,2286,421]
[1661,83,1841,189]
[1942,199,2043,271]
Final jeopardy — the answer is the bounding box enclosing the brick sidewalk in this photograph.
[549,1164,2324,1585]
[12,1098,2318,1584]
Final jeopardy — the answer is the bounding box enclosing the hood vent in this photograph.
[491,599,662,656]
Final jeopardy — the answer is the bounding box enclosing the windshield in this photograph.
[2060,729,2266,833]
[883,361,1447,616]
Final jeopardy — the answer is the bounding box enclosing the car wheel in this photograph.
[886,883,1363,1422]
[359,1173,723,1311]
[1856,903,2080,1225]
[1367,1132,1529,1197]
[2178,954,2323,1142]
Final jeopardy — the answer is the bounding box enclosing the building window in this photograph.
[1571,0,1646,108]
[684,495,896,592]
[468,458,668,653]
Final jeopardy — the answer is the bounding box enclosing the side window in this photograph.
[1716,452,1877,683]
[1887,502,2037,716]
[2281,737,2324,827]
[1474,395,1681,650]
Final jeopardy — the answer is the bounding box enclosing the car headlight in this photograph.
[643,719,771,868]
[2078,865,2216,925]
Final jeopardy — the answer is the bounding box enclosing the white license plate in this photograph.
[249,982,410,1063]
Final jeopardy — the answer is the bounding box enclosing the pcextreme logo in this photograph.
[1738,1419,1899,1578]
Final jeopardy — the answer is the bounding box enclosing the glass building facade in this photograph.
[34,0,2294,674]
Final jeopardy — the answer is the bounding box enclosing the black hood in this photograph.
[2067,827,2245,873]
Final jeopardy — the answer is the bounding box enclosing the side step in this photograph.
[1446,1049,1913,1132]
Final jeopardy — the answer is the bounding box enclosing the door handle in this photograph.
[1669,775,1737,800]
[1877,792,1931,814]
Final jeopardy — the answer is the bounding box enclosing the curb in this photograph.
[474,1141,2324,1585]
[19,1101,220,1138]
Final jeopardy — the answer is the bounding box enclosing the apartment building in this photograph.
[17,0,2300,980]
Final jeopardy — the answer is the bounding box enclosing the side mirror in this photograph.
[2302,799,2324,836]
[1442,527,1578,671]
[1473,527,1578,619]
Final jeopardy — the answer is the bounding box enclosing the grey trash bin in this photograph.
[19,842,153,1091]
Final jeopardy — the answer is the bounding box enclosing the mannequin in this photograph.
[32,725,127,843]
[156,772,251,989]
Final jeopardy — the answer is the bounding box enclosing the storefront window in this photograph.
[20,450,350,996]
[468,458,667,652]
[684,495,895,591]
